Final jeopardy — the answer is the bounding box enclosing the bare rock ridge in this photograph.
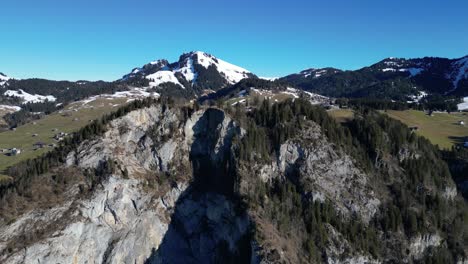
[0,105,251,263]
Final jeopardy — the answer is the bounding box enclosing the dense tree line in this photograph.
[346,110,466,261]
[283,69,420,100]
[3,79,129,104]
[227,98,467,262]
[4,101,63,127]
[335,95,462,112]
[336,98,410,111]
[120,75,150,87]
[234,98,371,170]
[416,94,462,112]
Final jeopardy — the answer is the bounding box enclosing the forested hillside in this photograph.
[282,56,468,101]
[0,97,465,263]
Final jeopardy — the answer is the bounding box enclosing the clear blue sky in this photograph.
[1,0,467,81]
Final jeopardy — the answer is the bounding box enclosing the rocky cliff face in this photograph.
[278,124,380,224]
[0,102,466,263]
[248,123,380,224]
[0,105,251,263]
[237,121,383,263]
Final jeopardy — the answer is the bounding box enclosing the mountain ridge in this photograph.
[121,51,256,95]
[281,55,468,100]
[0,53,466,111]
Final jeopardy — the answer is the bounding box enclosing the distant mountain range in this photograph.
[281,56,468,100]
[120,53,468,101]
[1,52,467,104]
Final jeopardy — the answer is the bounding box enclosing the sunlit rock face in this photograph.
[0,105,252,264]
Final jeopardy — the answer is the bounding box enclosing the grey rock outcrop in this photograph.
[0,105,250,264]
[408,233,442,260]
[255,122,380,223]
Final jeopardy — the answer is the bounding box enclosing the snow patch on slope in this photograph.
[450,57,468,89]
[4,90,56,104]
[79,87,160,105]
[301,69,314,78]
[299,68,339,78]
[282,87,300,98]
[149,59,166,65]
[175,56,197,84]
[259,77,279,81]
[146,71,184,88]
[249,87,329,105]
[0,73,11,86]
[0,105,21,112]
[457,97,468,111]
[313,69,328,78]
[284,87,329,104]
[380,67,423,76]
[193,51,250,83]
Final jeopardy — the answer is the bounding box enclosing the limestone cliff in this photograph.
[0,100,466,264]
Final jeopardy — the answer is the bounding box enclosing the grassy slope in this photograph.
[0,97,129,176]
[327,109,468,149]
[385,110,468,149]
[327,108,354,123]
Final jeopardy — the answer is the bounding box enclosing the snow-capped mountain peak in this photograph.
[121,51,254,93]
[188,51,251,83]
[123,60,169,81]
[170,51,251,85]
[174,52,199,84]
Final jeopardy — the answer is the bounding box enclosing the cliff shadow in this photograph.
[448,136,467,146]
[144,108,253,264]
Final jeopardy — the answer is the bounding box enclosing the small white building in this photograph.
[459,121,465,126]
